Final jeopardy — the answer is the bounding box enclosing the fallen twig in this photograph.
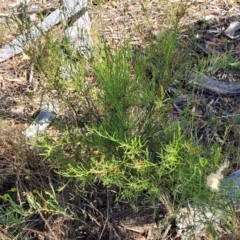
[188,72,240,96]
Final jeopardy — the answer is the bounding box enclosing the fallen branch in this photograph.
[0,0,89,62]
[188,72,240,96]
[10,0,93,138]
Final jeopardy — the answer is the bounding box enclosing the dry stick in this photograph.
[29,63,34,84]
[188,72,240,96]
[20,0,92,137]
[188,72,240,124]
[86,209,101,227]
[22,227,46,238]
[82,195,120,239]
[0,227,14,240]
[99,188,110,240]
[161,224,172,240]
[0,7,57,20]
[0,9,62,62]
[183,35,211,56]
[0,0,88,63]
[120,224,145,235]
[66,7,87,28]
[38,210,58,240]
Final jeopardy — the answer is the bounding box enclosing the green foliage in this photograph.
[27,31,222,208]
